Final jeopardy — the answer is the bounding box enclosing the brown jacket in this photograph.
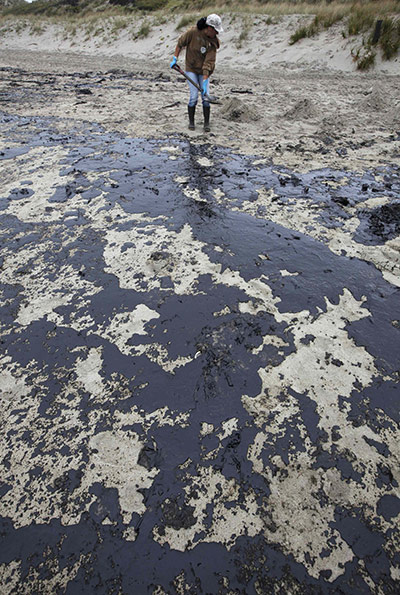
[177,27,220,78]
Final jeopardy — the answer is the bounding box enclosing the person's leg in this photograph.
[200,74,211,132]
[186,72,199,130]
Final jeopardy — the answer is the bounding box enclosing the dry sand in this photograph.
[0,13,399,174]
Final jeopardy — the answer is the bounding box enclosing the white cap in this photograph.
[206,14,223,34]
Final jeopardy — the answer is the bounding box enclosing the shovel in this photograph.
[172,63,221,104]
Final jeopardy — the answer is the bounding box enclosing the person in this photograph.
[170,14,223,132]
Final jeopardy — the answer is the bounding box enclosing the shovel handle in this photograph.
[172,64,202,91]
[171,64,220,104]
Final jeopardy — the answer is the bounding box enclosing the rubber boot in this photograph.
[203,105,210,132]
[188,106,195,130]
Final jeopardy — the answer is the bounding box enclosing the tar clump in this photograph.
[367,202,400,241]
[161,497,197,530]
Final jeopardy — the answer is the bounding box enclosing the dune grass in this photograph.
[378,16,400,59]
[346,5,376,36]
[133,19,152,39]
[289,7,348,44]
[289,1,399,42]
[1,1,399,69]
[235,14,253,48]
[1,1,398,19]
[176,14,197,30]
[348,9,400,69]
[287,1,400,70]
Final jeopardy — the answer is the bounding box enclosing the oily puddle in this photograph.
[1,112,400,593]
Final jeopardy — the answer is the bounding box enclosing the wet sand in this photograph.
[1,43,400,594]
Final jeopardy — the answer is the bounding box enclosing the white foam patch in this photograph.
[0,356,32,403]
[0,358,163,529]
[114,406,190,432]
[0,251,102,326]
[244,289,375,427]
[217,418,239,441]
[265,453,354,581]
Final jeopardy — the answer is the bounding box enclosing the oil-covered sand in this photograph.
[0,47,400,593]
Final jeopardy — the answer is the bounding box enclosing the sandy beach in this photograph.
[1,13,400,594]
[0,13,399,173]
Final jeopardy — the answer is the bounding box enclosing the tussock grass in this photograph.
[2,1,397,20]
[289,8,348,45]
[29,21,46,35]
[287,1,400,69]
[133,20,152,39]
[176,14,197,30]
[235,15,253,48]
[348,10,400,69]
[351,44,376,69]
[289,21,317,44]
[110,16,129,36]
[1,1,399,70]
[379,16,400,59]
[346,6,376,36]
[135,0,168,10]
[290,1,399,44]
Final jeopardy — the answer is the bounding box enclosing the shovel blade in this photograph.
[204,93,221,105]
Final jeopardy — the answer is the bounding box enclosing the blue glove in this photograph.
[170,56,177,68]
[202,79,209,96]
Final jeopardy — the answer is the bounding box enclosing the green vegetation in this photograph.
[110,16,129,36]
[288,2,400,70]
[379,16,400,59]
[135,0,168,10]
[176,13,197,29]
[289,7,348,44]
[289,1,400,45]
[133,19,151,38]
[348,11,400,69]
[346,6,376,36]
[29,20,46,34]
[235,14,253,48]
[351,44,376,69]
[0,1,395,20]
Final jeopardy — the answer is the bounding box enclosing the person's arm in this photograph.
[170,29,192,67]
[201,46,216,95]
[202,37,220,79]
[170,46,180,68]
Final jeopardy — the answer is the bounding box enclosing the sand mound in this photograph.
[362,83,388,111]
[284,98,319,120]
[220,97,260,123]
